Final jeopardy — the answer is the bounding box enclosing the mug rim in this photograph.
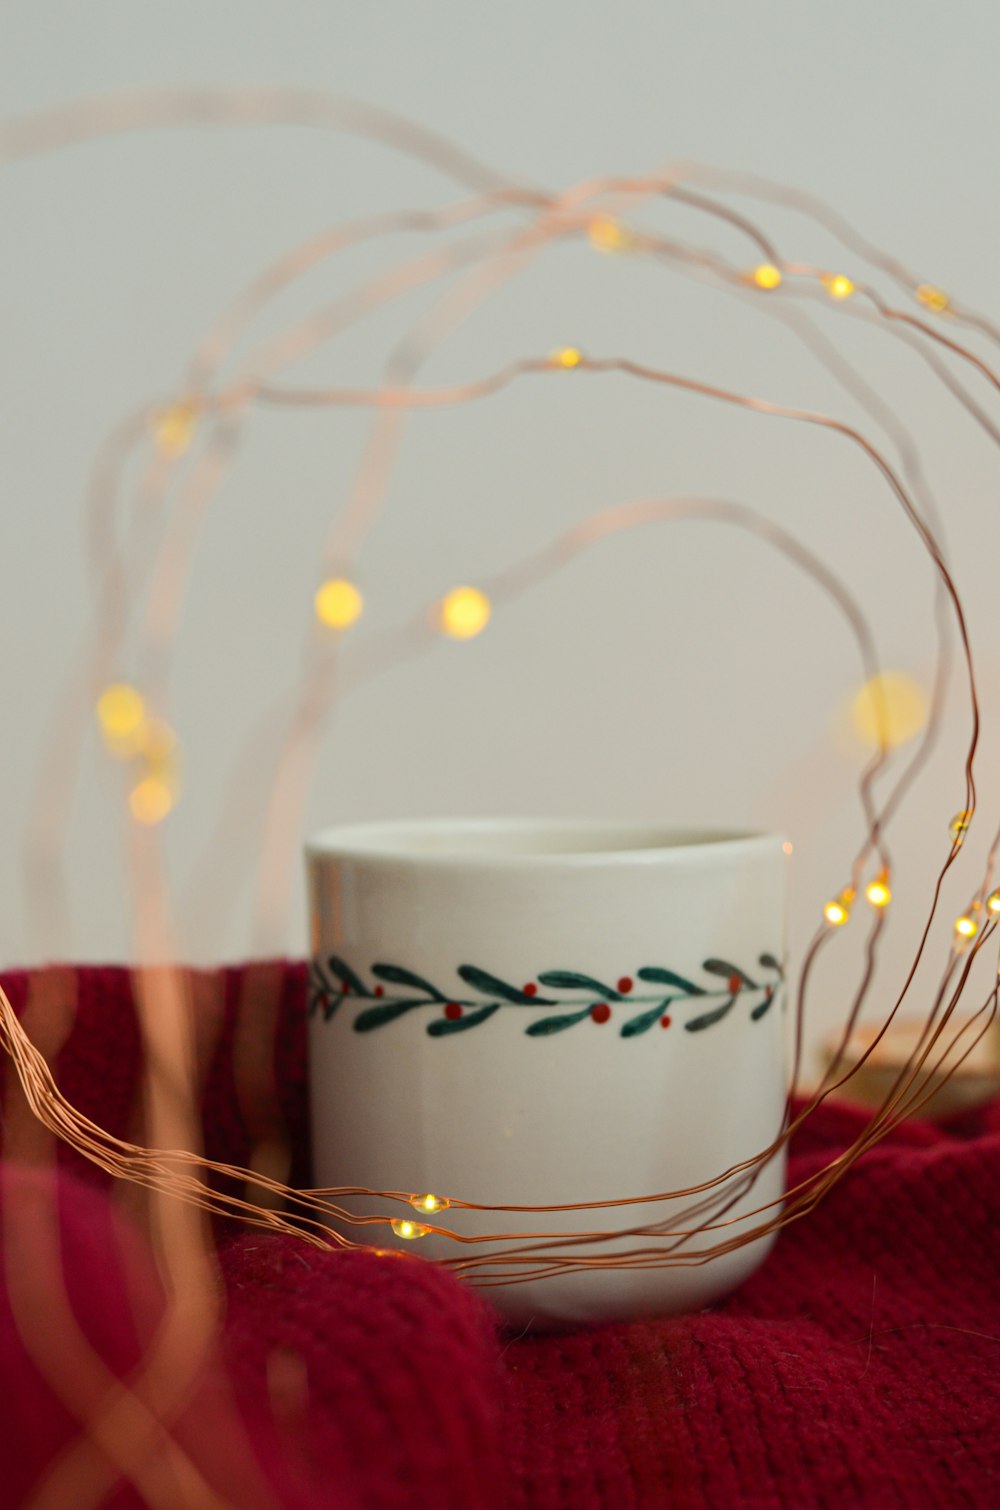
[305,817,787,869]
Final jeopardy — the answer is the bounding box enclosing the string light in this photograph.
[588,217,633,253]
[822,273,855,300]
[954,913,979,941]
[315,577,363,630]
[865,872,892,909]
[390,1218,429,1240]
[153,401,197,459]
[849,671,927,751]
[949,811,973,845]
[917,284,950,314]
[750,263,782,290]
[438,586,491,639]
[10,100,1000,1293]
[96,683,146,756]
[129,774,175,826]
[987,890,1000,915]
[409,1193,449,1214]
[824,887,856,927]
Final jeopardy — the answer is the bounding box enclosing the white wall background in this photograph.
[3,1,1000,1063]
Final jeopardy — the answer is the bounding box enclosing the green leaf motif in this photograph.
[636,967,706,995]
[751,988,778,1021]
[427,1004,501,1036]
[525,1007,593,1036]
[457,965,554,1004]
[328,955,369,996]
[685,995,737,1032]
[758,952,783,973]
[620,1001,671,1037]
[371,963,446,1001]
[352,999,426,1032]
[537,970,621,998]
[703,958,757,989]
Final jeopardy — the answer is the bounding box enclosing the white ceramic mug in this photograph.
[306,818,788,1328]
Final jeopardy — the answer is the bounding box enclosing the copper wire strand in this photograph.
[50,156,990,954]
[2,92,1000,1294]
[0,495,983,1250]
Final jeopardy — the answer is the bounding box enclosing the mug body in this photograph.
[306,818,788,1328]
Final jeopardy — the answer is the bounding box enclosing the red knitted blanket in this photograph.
[1,964,997,1508]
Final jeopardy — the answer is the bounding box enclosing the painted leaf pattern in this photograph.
[309,952,784,1038]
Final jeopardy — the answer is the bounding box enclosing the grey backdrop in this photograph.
[3,0,999,1065]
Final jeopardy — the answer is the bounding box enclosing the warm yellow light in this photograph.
[865,875,892,909]
[850,672,927,752]
[97,683,146,756]
[588,217,632,253]
[553,347,582,369]
[782,840,794,856]
[315,578,363,630]
[955,914,979,940]
[129,775,175,826]
[410,1193,449,1214]
[824,888,855,927]
[987,889,1000,915]
[751,263,782,291]
[438,586,491,640]
[949,810,973,845]
[153,402,197,458]
[390,1218,428,1240]
[917,284,950,314]
[823,273,855,300]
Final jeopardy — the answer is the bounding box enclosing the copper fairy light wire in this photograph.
[2,89,1000,1298]
[0,489,977,1259]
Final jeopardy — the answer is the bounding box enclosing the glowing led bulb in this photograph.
[390,1218,428,1240]
[315,578,363,630]
[588,217,632,253]
[865,873,892,909]
[987,889,1000,915]
[129,775,175,826]
[97,683,146,756]
[410,1193,449,1214]
[917,284,950,313]
[751,263,782,291]
[849,671,927,752]
[553,347,582,369]
[823,273,855,300]
[949,811,973,845]
[153,402,197,458]
[824,887,855,927]
[438,586,491,640]
[955,913,979,940]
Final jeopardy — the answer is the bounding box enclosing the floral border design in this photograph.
[308,953,784,1037]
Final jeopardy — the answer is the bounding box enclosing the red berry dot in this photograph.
[523,982,538,997]
[591,1002,612,1024]
[728,974,742,994]
[765,985,773,998]
[660,1014,672,1028]
[444,1002,463,1020]
[340,978,352,995]
[617,976,633,994]
[374,985,385,997]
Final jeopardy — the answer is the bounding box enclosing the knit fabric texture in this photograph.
[0,962,997,1508]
